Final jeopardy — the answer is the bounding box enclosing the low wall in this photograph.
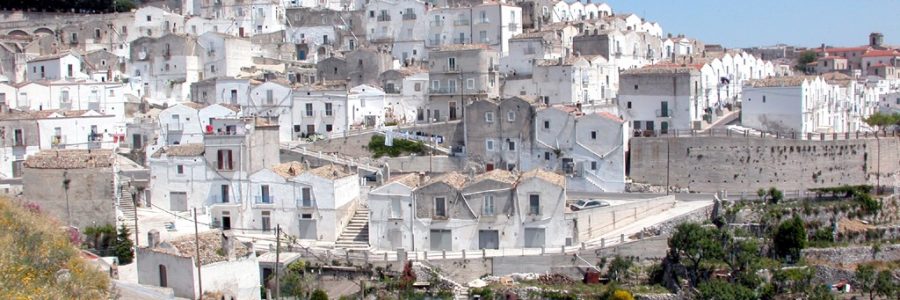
[630,135,900,193]
[383,156,469,173]
[802,244,900,266]
[567,196,677,243]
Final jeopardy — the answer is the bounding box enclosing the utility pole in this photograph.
[63,170,71,227]
[193,208,203,299]
[274,224,281,300]
[133,191,139,247]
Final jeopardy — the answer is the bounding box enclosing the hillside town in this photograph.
[0,0,899,299]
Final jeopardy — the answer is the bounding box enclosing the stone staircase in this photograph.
[118,190,137,235]
[335,208,369,250]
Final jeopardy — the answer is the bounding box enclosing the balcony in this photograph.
[384,86,401,94]
[296,198,313,208]
[507,22,519,30]
[453,19,470,26]
[477,18,490,24]
[430,20,444,27]
[656,109,673,118]
[427,38,442,47]
[377,15,391,22]
[402,14,417,20]
[254,195,275,205]
[167,122,184,131]
[429,87,458,94]
[452,37,469,44]
[13,137,26,148]
[211,197,240,206]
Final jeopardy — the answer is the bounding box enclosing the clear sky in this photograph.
[601,0,900,48]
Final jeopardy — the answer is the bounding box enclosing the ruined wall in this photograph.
[630,136,900,193]
[22,167,115,229]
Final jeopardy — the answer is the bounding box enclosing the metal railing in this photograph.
[452,37,469,44]
[254,195,276,204]
[296,198,314,208]
[429,87,458,94]
[507,22,519,30]
[427,38,441,46]
[377,15,391,22]
[477,18,490,24]
[430,20,443,27]
[402,14,417,20]
[453,19,470,26]
[656,109,673,118]
[167,123,184,131]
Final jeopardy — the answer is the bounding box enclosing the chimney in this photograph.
[221,231,234,258]
[418,171,427,185]
[147,229,160,248]
[468,167,476,180]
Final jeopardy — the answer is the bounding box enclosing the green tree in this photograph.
[873,270,896,300]
[795,50,817,71]
[723,236,762,287]
[855,264,876,300]
[697,280,756,300]
[606,256,633,282]
[310,289,329,300]
[772,217,807,262]
[114,0,135,11]
[809,284,835,300]
[113,224,134,264]
[863,112,900,132]
[767,187,783,204]
[667,223,722,286]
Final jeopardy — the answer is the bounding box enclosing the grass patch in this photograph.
[368,135,427,158]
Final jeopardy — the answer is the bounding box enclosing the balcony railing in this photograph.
[430,20,444,27]
[452,37,469,44]
[428,38,442,46]
[377,15,391,22]
[453,19,470,26]
[87,133,103,142]
[477,18,490,24]
[402,14,417,20]
[429,87,458,94]
[254,195,275,204]
[167,123,184,131]
[507,22,519,30]
[297,198,313,208]
[656,109,673,118]
[211,197,240,205]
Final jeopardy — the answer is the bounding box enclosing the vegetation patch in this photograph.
[367,135,427,158]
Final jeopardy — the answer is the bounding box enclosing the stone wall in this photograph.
[22,167,116,229]
[802,244,900,266]
[302,122,463,158]
[630,136,900,193]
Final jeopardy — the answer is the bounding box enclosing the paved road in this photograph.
[567,191,715,202]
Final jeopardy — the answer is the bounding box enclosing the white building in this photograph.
[197,32,254,79]
[364,0,429,62]
[742,76,848,134]
[128,34,202,104]
[26,52,90,82]
[425,3,523,55]
[35,110,119,150]
[133,6,185,39]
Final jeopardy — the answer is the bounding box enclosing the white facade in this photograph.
[36,111,118,150]
[198,33,254,79]
[134,6,185,39]
[742,77,847,134]
[365,0,429,62]
[26,53,89,82]
[425,4,523,55]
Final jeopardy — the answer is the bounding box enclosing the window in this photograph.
[448,57,456,70]
[414,83,422,92]
[325,103,333,116]
[633,121,642,130]
[762,96,766,103]
[266,90,274,104]
[260,185,271,203]
[627,101,632,109]
[292,186,311,207]
[217,149,233,170]
[479,30,487,43]
[543,120,550,129]
[221,184,230,203]
[434,197,447,217]
[431,80,440,91]
[305,103,313,116]
[486,139,495,151]
[544,152,550,160]
[507,111,516,122]
[448,79,457,93]
[146,15,151,21]
[528,194,540,215]
[176,165,184,174]
[485,112,494,123]
[591,131,597,139]
[591,161,597,170]
[483,195,495,216]
[507,140,516,151]
[325,124,333,132]
[634,84,638,90]
[13,129,24,146]
[466,78,475,90]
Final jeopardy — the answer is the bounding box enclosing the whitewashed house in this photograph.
[128,34,202,104]
[134,6,185,39]
[35,110,118,150]
[742,76,846,134]
[425,3,523,55]
[364,0,429,62]
[197,32,254,79]
[26,52,90,82]
[190,77,252,105]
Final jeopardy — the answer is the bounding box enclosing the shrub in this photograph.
[113,224,134,265]
[310,289,329,300]
[772,217,807,262]
[367,135,427,158]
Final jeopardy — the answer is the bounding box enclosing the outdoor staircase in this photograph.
[335,208,369,250]
[118,190,137,234]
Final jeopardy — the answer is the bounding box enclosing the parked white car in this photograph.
[569,199,610,211]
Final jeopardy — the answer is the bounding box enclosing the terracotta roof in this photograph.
[745,76,815,88]
[423,172,468,190]
[218,104,242,113]
[819,56,847,60]
[179,102,207,109]
[308,164,354,180]
[621,63,701,75]
[470,169,518,185]
[388,173,421,188]
[520,169,565,187]
[591,111,624,123]
[862,49,900,57]
[816,46,870,53]
[165,231,251,265]
[271,161,306,179]
[28,51,77,63]
[151,143,205,158]
[24,149,114,169]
